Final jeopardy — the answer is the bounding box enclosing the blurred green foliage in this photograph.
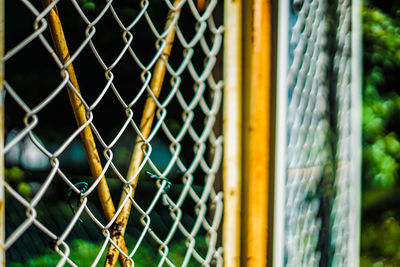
[4,167,31,197]
[362,1,400,266]
[5,167,25,183]
[7,236,207,267]
[362,5,400,189]
[361,216,400,267]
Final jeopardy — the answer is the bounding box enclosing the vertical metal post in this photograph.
[0,0,5,265]
[350,0,362,265]
[273,0,289,265]
[242,0,271,265]
[223,0,242,266]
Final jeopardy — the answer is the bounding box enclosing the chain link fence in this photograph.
[3,0,223,266]
[278,0,360,266]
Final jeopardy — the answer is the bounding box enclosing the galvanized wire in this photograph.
[331,0,353,266]
[3,0,223,266]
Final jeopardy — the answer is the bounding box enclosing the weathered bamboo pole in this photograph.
[41,1,129,264]
[223,0,242,266]
[242,0,271,266]
[104,1,182,266]
[0,0,5,265]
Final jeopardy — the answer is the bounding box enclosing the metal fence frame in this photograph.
[0,0,361,266]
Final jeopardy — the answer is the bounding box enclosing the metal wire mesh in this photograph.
[3,0,223,266]
[330,1,354,265]
[283,0,357,266]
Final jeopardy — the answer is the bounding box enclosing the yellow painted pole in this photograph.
[40,1,130,265]
[242,0,271,266]
[223,0,242,266]
[0,0,5,265]
[197,0,206,11]
[104,1,182,266]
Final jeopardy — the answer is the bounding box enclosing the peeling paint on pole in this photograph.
[223,0,242,266]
